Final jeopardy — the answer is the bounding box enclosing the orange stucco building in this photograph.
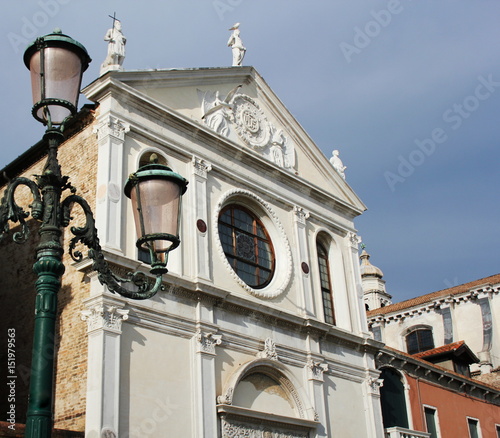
[378,348,500,438]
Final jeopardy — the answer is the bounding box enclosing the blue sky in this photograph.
[0,1,499,303]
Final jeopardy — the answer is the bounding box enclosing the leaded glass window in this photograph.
[218,205,275,288]
[406,328,434,355]
[317,242,335,325]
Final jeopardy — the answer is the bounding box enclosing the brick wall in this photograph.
[0,108,98,432]
[0,421,84,437]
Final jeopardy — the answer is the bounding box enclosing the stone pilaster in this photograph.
[346,232,367,335]
[93,115,130,253]
[191,156,213,281]
[192,301,220,437]
[82,294,129,438]
[305,356,328,438]
[293,206,314,317]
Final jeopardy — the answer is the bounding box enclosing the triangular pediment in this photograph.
[84,67,365,213]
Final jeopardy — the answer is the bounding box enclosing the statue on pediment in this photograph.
[227,23,246,66]
[330,149,346,179]
[100,17,126,75]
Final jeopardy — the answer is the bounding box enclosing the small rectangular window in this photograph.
[467,418,481,438]
[424,406,440,438]
[496,425,500,438]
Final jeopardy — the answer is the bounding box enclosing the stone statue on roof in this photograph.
[227,23,246,67]
[100,17,126,75]
[330,149,346,179]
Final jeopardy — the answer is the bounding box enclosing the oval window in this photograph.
[218,205,275,288]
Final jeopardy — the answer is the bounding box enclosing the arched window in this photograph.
[379,367,409,429]
[406,327,434,355]
[317,242,335,325]
[218,205,275,288]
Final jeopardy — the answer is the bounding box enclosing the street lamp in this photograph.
[125,154,188,276]
[0,30,187,437]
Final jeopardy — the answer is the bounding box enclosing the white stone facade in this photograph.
[80,67,384,437]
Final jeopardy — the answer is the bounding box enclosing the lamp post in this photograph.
[0,30,187,438]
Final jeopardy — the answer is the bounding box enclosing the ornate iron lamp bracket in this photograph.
[61,194,165,300]
[0,180,164,300]
[0,177,43,243]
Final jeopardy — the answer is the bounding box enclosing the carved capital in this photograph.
[100,428,117,438]
[192,156,213,179]
[348,232,362,250]
[94,116,130,142]
[293,206,310,225]
[306,359,328,381]
[81,304,129,333]
[367,376,384,395]
[194,329,222,355]
[257,338,279,361]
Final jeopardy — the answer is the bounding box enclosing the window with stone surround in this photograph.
[424,406,441,438]
[467,417,482,438]
[317,241,336,325]
[405,326,434,355]
[218,205,275,288]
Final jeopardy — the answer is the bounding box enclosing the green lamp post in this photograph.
[0,30,187,437]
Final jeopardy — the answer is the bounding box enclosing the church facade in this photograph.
[1,65,385,437]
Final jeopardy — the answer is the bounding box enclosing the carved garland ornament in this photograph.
[213,189,293,299]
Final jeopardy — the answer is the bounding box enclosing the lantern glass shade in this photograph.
[130,178,182,262]
[24,30,91,126]
[28,47,83,125]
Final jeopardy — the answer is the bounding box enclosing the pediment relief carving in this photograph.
[199,87,296,171]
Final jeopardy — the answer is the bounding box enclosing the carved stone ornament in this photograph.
[293,206,310,226]
[199,85,241,137]
[217,387,234,405]
[195,329,222,354]
[81,304,129,333]
[192,156,212,179]
[100,427,117,438]
[221,418,308,438]
[232,95,271,149]
[367,376,384,395]
[94,116,130,142]
[198,88,297,171]
[257,338,279,361]
[348,232,362,250]
[306,359,328,381]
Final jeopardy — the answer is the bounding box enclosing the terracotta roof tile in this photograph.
[413,341,466,359]
[367,273,500,318]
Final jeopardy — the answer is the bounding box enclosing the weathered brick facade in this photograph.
[0,107,98,433]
